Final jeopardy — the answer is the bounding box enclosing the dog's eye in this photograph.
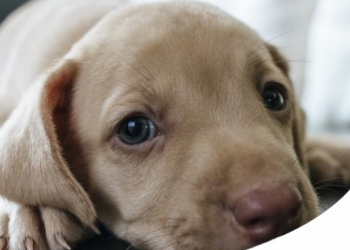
[118,116,156,145]
[263,87,285,111]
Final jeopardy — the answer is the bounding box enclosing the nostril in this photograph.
[291,204,300,217]
[288,201,302,228]
[249,218,265,227]
[290,201,301,219]
[243,217,273,233]
[234,203,268,228]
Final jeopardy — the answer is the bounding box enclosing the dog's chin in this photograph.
[113,202,314,250]
[121,223,292,250]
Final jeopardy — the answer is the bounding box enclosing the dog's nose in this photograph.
[231,183,302,244]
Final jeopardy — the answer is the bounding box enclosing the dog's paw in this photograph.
[40,207,95,250]
[306,136,350,187]
[0,197,48,250]
[0,197,95,250]
[307,146,350,187]
[0,203,9,250]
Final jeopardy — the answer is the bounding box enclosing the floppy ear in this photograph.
[0,60,96,228]
[266,44,308,170]
[291,103,308,170]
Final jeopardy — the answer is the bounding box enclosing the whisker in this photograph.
[124,44,157,82]
[142,218,185,223]
[287,144,321,169]
[125,244,135,250]
[134,225,179,243]
[317,204,328,211]
[266,24,305,44]
[315,187,341,195]
[82,46,151,94]
[156,233,189,250]
[315,184,347,190]
[174,177,202,190]
[100,43,151,83]
[313,176,347,187]
[245,24,306,72]
[252,57,312,72]
[97,42,163,104]
[286,59,313,64]
[116,78,151,95]
[132,233,176,250]
[127,219,185,250]
[160,240,178,250]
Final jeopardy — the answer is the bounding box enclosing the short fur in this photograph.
[0,1,349,250]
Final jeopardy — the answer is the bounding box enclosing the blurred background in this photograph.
[0,0,349,249]
[133,0,350,136]
[1,0,350,135]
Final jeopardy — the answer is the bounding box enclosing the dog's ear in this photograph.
[266,44,308,170]
[0,60,96,228]
[291,104,308,170]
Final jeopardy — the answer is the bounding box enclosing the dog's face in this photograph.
[63,3,318,249]
[0,2,318,250]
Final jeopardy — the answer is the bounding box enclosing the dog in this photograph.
[0,0,349,249]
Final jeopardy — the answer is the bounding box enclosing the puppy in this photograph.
[0,0,348,249]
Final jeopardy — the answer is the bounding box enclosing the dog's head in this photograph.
[0,2,318,249]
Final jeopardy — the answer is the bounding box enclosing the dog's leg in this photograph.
[0,196,48,250]
[0,197,95,250]
[306,135,350,187]
[0,202,9,250]
[40,207,95,250]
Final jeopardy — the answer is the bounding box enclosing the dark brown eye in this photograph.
[263,87,285,111]
[118,116,156,145]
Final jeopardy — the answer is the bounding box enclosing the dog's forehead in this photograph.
[74,2,286,131]
[101,5,271,88]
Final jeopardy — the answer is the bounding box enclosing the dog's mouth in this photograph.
[77,203,307,250]
[117,185,311,250]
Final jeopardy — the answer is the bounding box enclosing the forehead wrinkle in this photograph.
[97,4,290,132]
[244,45,293,94]
[99,81,160,138]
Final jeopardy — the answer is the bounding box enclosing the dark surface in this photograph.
[75,226,135,250]
[317,187,349,214]
[0,0,28,22]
